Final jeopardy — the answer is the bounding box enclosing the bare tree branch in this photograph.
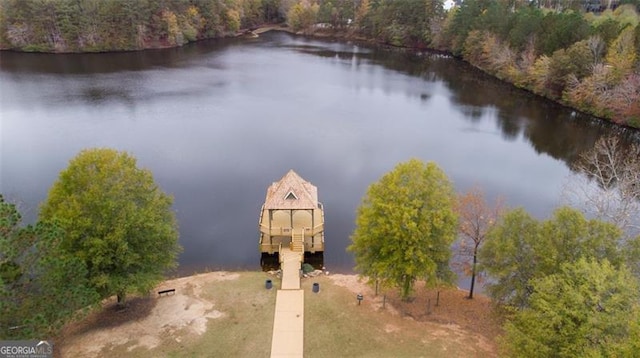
[564,136,640,238]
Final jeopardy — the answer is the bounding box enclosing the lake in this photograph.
[0,31,630,276]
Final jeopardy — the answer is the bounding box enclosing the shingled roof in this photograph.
[264,170,319,210]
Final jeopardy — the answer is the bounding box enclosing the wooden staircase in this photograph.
[291,229,304,253]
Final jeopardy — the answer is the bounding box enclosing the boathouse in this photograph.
[259,170,325,255]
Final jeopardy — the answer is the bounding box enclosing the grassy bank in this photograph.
[303,276,496,357]
[59,272,498,357]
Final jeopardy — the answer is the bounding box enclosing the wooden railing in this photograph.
[259,225,324,236]
[259,225,292,236]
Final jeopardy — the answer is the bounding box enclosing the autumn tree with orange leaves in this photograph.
[456,187,503,299]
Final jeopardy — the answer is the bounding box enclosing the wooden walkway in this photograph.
[270,247,304,358]
[280,248,302,290]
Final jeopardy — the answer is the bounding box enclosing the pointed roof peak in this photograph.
[264,170,318,209]
[283,169,303,179]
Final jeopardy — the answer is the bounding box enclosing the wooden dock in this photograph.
[279,248,302,290]
[270,247,304,358]
[262,171,324,357]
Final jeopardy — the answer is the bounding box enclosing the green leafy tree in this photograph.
[625,235,640,279]
[605,26,637,82]
[287,0,319,32]
[502,258,640,357]
[365,0,443,48]
[239,0,264,28]
[1,195,98,339]
[478,208,540,308]
[317,0,353,28]
[635,23,640,61]
[594,18,622,45]
[480,206,623,309]
[536,11,591,56]
[353,0,370,29]
[478,0,515,41]
[40,148,181,304]
[620,0,640,11]
[444,0,490,55]
[348,159,458,301]
[507,6,543,52]
[538,206,623,270]
[565,40,595,80]
[262,0,284,23]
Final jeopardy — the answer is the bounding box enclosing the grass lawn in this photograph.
[302,276,494,357]
[60,272,497,357]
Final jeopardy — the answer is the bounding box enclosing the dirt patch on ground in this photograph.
[58,272,238,357]
[327,275,503,350]
[386,281,503,344]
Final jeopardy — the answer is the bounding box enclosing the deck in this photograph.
[259,170,325,255]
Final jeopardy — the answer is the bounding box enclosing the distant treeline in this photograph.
[434,1,640,128]
[0,0,283,52]
[347,0,640,128]
[1,0,639,127]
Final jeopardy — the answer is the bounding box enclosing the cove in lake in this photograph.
[1,32,635,276]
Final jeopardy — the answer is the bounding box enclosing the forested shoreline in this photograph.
[0,0,282,51]
[1,0,639,128]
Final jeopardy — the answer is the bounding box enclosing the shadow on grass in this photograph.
[77,296,157,334]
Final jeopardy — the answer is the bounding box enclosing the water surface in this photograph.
[0,32,628,275]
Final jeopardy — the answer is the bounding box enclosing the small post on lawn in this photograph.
[436,291,440,307]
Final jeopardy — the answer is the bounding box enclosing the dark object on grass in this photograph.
[158,288,175,296]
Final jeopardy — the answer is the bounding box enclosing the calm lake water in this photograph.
[0,32,633,276]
